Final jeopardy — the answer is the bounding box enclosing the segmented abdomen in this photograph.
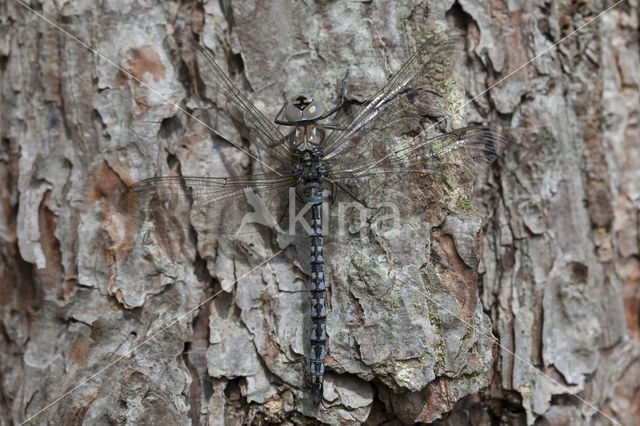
[309,202,326,404]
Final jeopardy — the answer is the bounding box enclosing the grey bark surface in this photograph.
[1,0,639,425]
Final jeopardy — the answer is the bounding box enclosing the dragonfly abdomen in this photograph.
[309,202,326,404]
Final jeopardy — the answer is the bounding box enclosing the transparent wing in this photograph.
[326,126,508,213]
[330,126,506,177]
[168,35,292,166]
[123,173,297,239]
[322,29,463,160]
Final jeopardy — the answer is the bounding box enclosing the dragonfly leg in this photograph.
[334,181,370,209]
[315,69,349,121]
[273,91,292,126]
[327,182,338,205]
[267,134,289,148]
[269,94,292,146]
[316,123,346,131]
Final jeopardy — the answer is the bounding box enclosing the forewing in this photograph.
[322,29,463,160]
[169,35,292,166]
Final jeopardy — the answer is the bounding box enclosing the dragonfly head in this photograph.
[285,93,325,122]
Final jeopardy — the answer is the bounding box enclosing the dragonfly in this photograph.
[125,29,508,405]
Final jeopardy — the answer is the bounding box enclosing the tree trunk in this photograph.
[1,0,638,425]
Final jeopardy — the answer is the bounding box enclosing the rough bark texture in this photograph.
[1,0,639,425]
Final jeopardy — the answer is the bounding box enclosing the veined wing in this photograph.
[127,175,294,205]
[169,35,292,167]
[327,126,508,210]
[124,173,297,238]
[322,29,463,160]
[329,126,506,178]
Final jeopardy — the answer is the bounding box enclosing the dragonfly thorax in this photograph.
[290,125,324,150]
[292,148,327,205]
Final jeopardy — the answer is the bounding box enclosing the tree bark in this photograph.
[1,0,638,425]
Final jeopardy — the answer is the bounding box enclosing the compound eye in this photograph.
[303,101,324,120]
[284,103,303,122]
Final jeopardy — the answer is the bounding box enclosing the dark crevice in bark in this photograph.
[446,1,475,34]
[184,281,213,425]
[159,115,183,146]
